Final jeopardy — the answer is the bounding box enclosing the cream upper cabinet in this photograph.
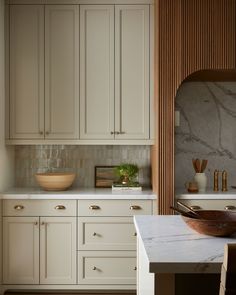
[80,4,150,140]
[45,6,79,139]
[9,5,79,140]
[9,5,44,139]
[3,217,40,284]
[115,5,150,139]
[80,5,114,139]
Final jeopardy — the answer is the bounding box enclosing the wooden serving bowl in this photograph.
[35,172,76,191]
[182,210,236,237]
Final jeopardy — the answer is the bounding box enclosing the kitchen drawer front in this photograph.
[176,199,236,211]
[3,200,76,216]
[77,200,152,216]
[78,251,136,285]
[78,217,136,250]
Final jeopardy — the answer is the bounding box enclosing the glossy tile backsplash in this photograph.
[175,81,236,190]
[15,145,151,188]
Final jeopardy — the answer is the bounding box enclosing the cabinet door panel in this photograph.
[40,217,76,284]
[9,5,44,139]
[45,5,79,139]
[115,5,150,139]
[80,5,114,139]
[3,217,39,284]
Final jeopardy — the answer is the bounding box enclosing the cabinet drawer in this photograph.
[176,199,236,211]
[3,200,76,216]
[78,217,136,250]
[78,200,152,216]
[78,251,136,285]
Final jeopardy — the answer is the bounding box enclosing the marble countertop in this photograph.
[0,187,156,200]
[176,189,236,199]
[134,215,236,274]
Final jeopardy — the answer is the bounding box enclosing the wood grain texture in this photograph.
[152,0,236,214]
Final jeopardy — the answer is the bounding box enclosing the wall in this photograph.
[175,81,236,190]
[15,145,151,188]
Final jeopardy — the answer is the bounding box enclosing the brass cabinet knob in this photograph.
[133,232,137,236]
[14,205,24,210]
[190,205,201,210]
[92,266,97,270]
[89,205,100,210]
[224,205,236,210]
[41,221,46,226]
[93,232,97,236]
[45,131,50,135]
[34,221,38,226]
[55,205,66,210]
[110,131,114,134]
[134,267,137,271]
[130,205,141,210]
[39,131,43,135]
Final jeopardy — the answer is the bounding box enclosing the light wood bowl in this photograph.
[35,172,76,191]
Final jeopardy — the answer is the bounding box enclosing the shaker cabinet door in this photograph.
[9,5,44,139]
[40,217,76,284]
[80,5,115,139]
[45,5,79,139]
[115,5,150,139]
[3,217,40,284]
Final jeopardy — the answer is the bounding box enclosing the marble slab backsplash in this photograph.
[15,145,151,188]
[175,81,236,190]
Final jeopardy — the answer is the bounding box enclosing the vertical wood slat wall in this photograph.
[152,0,236,214]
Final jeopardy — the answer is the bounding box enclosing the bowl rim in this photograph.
[181,210,236,223]
[35,172,76,177]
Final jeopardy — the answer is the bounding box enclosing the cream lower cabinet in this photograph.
[77,199,154,286]
[2,200,76,285]
[175,199,236,211]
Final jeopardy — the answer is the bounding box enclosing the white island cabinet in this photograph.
[134,215,236,295]
[0,189,156,293]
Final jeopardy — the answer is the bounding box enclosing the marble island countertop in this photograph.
[176,188,236,199]
[0,187,156,200]
[134,215,236,274]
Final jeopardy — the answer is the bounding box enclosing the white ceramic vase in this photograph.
[194,173,207,193]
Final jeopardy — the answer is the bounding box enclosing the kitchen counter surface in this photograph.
[134,215,236,274]
[0,187,156,200]
[176,189,236,199]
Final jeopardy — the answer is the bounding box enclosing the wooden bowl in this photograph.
[182,210,236,237]
[35,172,76,191]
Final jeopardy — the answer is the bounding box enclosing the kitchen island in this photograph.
[134,215,236,295]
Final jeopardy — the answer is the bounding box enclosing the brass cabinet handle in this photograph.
[224,205,236,210]
[190,205,201,210]
[55,205,66,210]
[89,205,100,210]
[45,131,50,135]
[130,205,141,210]
[92,266,97,270]
[39,131,43,135]
[93,232,97,236]
[110,131,114,134]
[34,221,38,226]
[134,266,137,271]
[41,221,46,225]
[14,205,24,210]
[133,232,137,236]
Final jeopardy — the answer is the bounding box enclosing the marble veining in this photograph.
[175,81,236,190]
[134,215,236,273]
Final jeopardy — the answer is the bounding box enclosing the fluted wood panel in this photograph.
[153,0,236,214]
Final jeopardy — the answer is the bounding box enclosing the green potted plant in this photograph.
[115,163,139,186]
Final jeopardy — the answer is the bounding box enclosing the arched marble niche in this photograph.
[175,70,236,190]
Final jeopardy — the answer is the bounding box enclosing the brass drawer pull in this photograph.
[224,205,236,210]
[92,266,97,270]
[89,205,100,210]
[55,205,66,210]
[190,205,201,210]
[134,266,137,271]
[130,205,141,210]
[14,205,24,210]
[93,232,97,236]
[133,232,137,236]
